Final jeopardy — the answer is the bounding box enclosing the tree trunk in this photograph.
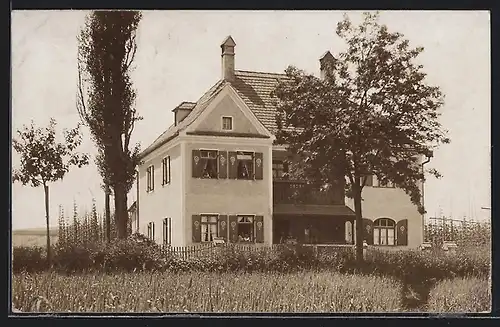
[113,183,128,239]
[105,187,111,243]
[353,181,364,263]
[44,184,51,268]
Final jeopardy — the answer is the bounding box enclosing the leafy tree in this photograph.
[77,10,143,238]
[12,119,89,265]
[271,12,450,261]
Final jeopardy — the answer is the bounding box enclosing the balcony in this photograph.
[273,180,344,205]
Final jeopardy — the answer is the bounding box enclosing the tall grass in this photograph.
[12,271,403,313]
[427,277,491,312]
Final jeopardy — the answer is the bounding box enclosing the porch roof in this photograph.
[273,204,355,217]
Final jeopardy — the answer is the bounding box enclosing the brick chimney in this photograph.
[319,51,335,79]
[221,36,236,82]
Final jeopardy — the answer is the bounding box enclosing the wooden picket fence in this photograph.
[161,243,356,260]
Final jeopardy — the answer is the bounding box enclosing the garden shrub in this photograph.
[12,241,490,283]
[12,246,47,273]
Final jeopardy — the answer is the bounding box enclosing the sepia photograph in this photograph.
[11,10,491,314]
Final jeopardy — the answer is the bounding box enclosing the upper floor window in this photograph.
[237,151,254,180]
[374,175,395,188]
[192,149,263,180]
[222,116,233,131]
[200,150,218,179]
[272,160,288,179]
[146,165,154,192]
[162,156,171,185]
[373,218,396,245]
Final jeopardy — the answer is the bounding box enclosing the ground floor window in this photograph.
[163,217,172,246]
[201,215,218,242]
[147,222,155,241]
[237,215,254,242]
[373,218,396,245]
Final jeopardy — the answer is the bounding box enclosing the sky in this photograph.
[11,10,491,230]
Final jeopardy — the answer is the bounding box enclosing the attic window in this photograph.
[222,116,233,131]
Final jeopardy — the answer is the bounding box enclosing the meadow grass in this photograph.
[427,277,491,312]
[12,271,403,313]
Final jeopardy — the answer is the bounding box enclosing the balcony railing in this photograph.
[273,180,344,205]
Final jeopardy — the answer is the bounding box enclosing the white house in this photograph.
[131,36,429,249]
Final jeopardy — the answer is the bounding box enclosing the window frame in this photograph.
[162,156,171,186]
[200,149,219,179]
[221,116,234,131]
[373,218,396,246]
[147,221,155,241]
[200,213,219,243]
[163,217,172,246]
[236,150,255,180]
[236,214,256,243]
[146,165,155,192]
[272,159,288,179]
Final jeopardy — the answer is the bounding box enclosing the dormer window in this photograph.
[222,116,233,131]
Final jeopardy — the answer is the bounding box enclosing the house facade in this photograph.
[133,36,427,249]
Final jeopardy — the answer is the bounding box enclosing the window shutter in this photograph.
[218,214,228,241]
[228,151,238,179]
[163,219,167,245]
[255,215,264,243]
[362,218,374,245]
[218,151,228,179]
[228,215,238,243]
[167,156,171,184]
[151,165,155,191]
[396,219,408,246]
[192,150,201,178]
[254,152,264,180]
[192,215,201,243]
[364,175,373,187]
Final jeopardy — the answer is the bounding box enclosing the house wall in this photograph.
[138,142,184,246]
[195,95,260,134]
[184,139,273,245]
[346,178,424,249]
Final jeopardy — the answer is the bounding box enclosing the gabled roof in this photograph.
[139,70,291,160]
[232,70,290,134]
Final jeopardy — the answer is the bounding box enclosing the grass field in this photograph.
[12,271,403,313]
[12,228,58,248]
[427,277,491,312]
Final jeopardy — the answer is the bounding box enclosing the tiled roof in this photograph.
[140,70,291,159]
[232,70,290,134]
[173,101,197,111]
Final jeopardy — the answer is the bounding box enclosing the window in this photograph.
[162,156,171,185]
[237,151,254,180]
[374,175,395,188]
[163,217,172,246]
[200,215,218,242]
[147,222,155,241]
[373,218,396,245]
[146,165,154,192]
[222,116,233,131]
[272,160,288,179]
[237,215,254,242]
[200,150,218,179]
